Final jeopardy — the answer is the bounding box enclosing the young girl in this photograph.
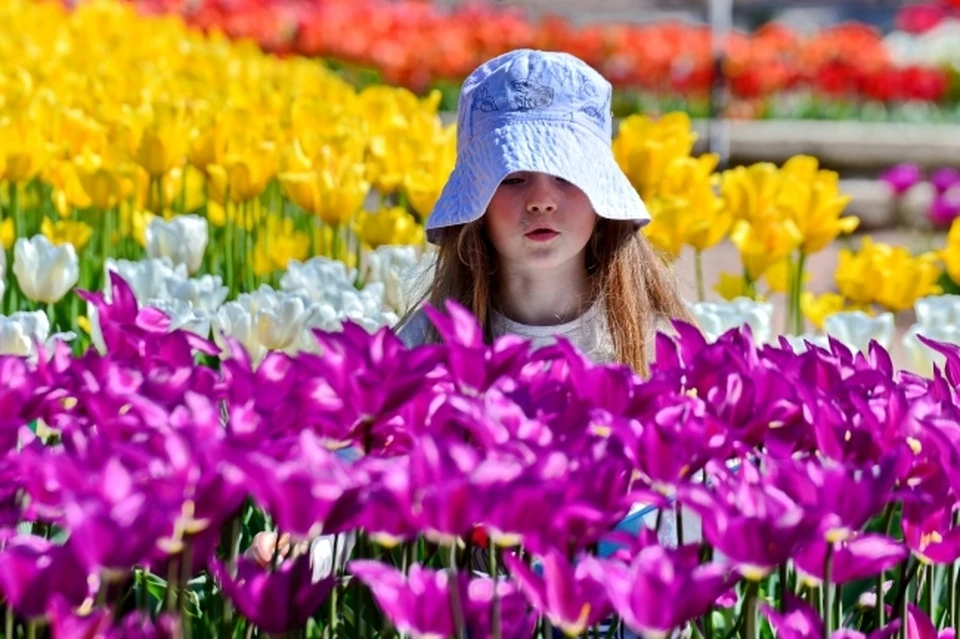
[397,48,690,376]
[396,49,700,636]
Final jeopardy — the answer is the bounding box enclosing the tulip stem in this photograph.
[166,552,180,612]
[26,621,36,639]
[823,544,835,639]
[694,249,705,302]
[743,581,759,639]
[779,563,789,613]
[675,503,684,546]
[5,605,13,639]
[489,545,501,639]
[447,544,467,639]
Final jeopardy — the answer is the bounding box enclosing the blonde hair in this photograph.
[398,217,691,377]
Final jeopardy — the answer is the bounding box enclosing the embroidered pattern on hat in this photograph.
[579,103,606,128]
[509,80,555,111]
[472,85,499,113]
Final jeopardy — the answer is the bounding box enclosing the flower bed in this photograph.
[1,274,960,638]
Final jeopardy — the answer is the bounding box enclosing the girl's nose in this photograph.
[525,177,559,215]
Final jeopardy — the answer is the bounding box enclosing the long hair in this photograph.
[397,217,691,376]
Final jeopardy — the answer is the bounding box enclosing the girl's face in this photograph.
[485,171,597,273]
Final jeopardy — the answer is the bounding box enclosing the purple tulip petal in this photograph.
[879,164,922,195]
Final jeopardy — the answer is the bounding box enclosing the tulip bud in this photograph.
[146,215,208,275]
[13,235,79,304]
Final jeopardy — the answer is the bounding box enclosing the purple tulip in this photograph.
[349,560,536,639]
[678,460,819,579]
[422,301,534,394]
[110,612,182,638]
[46,595,112,638]
[0,536,94,620]
[349,561,459,636]
[242,430,362,539]
[580,542,736,636]
[405,435,485,545]
[307,322,442,443]
[761,594,900,639]
[212,554,337,635]
[928,186,960,228]
[904,603,956,639]
[901,502,960,564]
[879,163,923,195]
[78,272,219,365]
[764,454,902,540]
[503,548,612,634]
[931,167,960,195]
[462,575,539,639]
[614,392,715,486]
[60,457,179,575]
[793,534,909,584]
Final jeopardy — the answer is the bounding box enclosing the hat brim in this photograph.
[424,119,649,244]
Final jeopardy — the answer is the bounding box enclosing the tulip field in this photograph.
[3,0,960,638]
[130,0,960,122]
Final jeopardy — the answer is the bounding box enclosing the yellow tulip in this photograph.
[253,215,310,275]
[714,272,756,301]
[836,237,942,312]
[943,218,960,286]
[729,218,803,283]
[0,117,52,183]
[613,112,698,201]
[207,144,276,204]
[73,152,124,210]
[0,218,15,250]
[776,157,858,254]
[835,238,886,306]
[719,163,783,225]
[278,149,370,227]
[135,104,189,177]
[643,154,728,258]
[800,292,859,331]
[875,251,942,313]
[46,160,92,215]
[355,206,425,249]
[115,204,155,247]
[41,216,94,251]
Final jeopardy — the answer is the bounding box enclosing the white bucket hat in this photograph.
[425,48,650,243]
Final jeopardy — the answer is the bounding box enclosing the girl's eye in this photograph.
[555,176,570,185]
[501,177,524,186]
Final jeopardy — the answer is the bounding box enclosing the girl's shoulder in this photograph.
[395,308,432,349]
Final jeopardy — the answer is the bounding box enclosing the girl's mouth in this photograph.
[525,229,559,242]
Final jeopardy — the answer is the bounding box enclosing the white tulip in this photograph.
[145,215,208,275]
[914,295,960,329]
[688,297,775,344]
[166,274,229,315]
[280,257,358,302]
[13,236,79,304]
[902,323,960,377]
[362,246,427,314]
[105,257,188,303]
[0,311,74,360]
[212,287,314,366]
[823,311,895,355]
